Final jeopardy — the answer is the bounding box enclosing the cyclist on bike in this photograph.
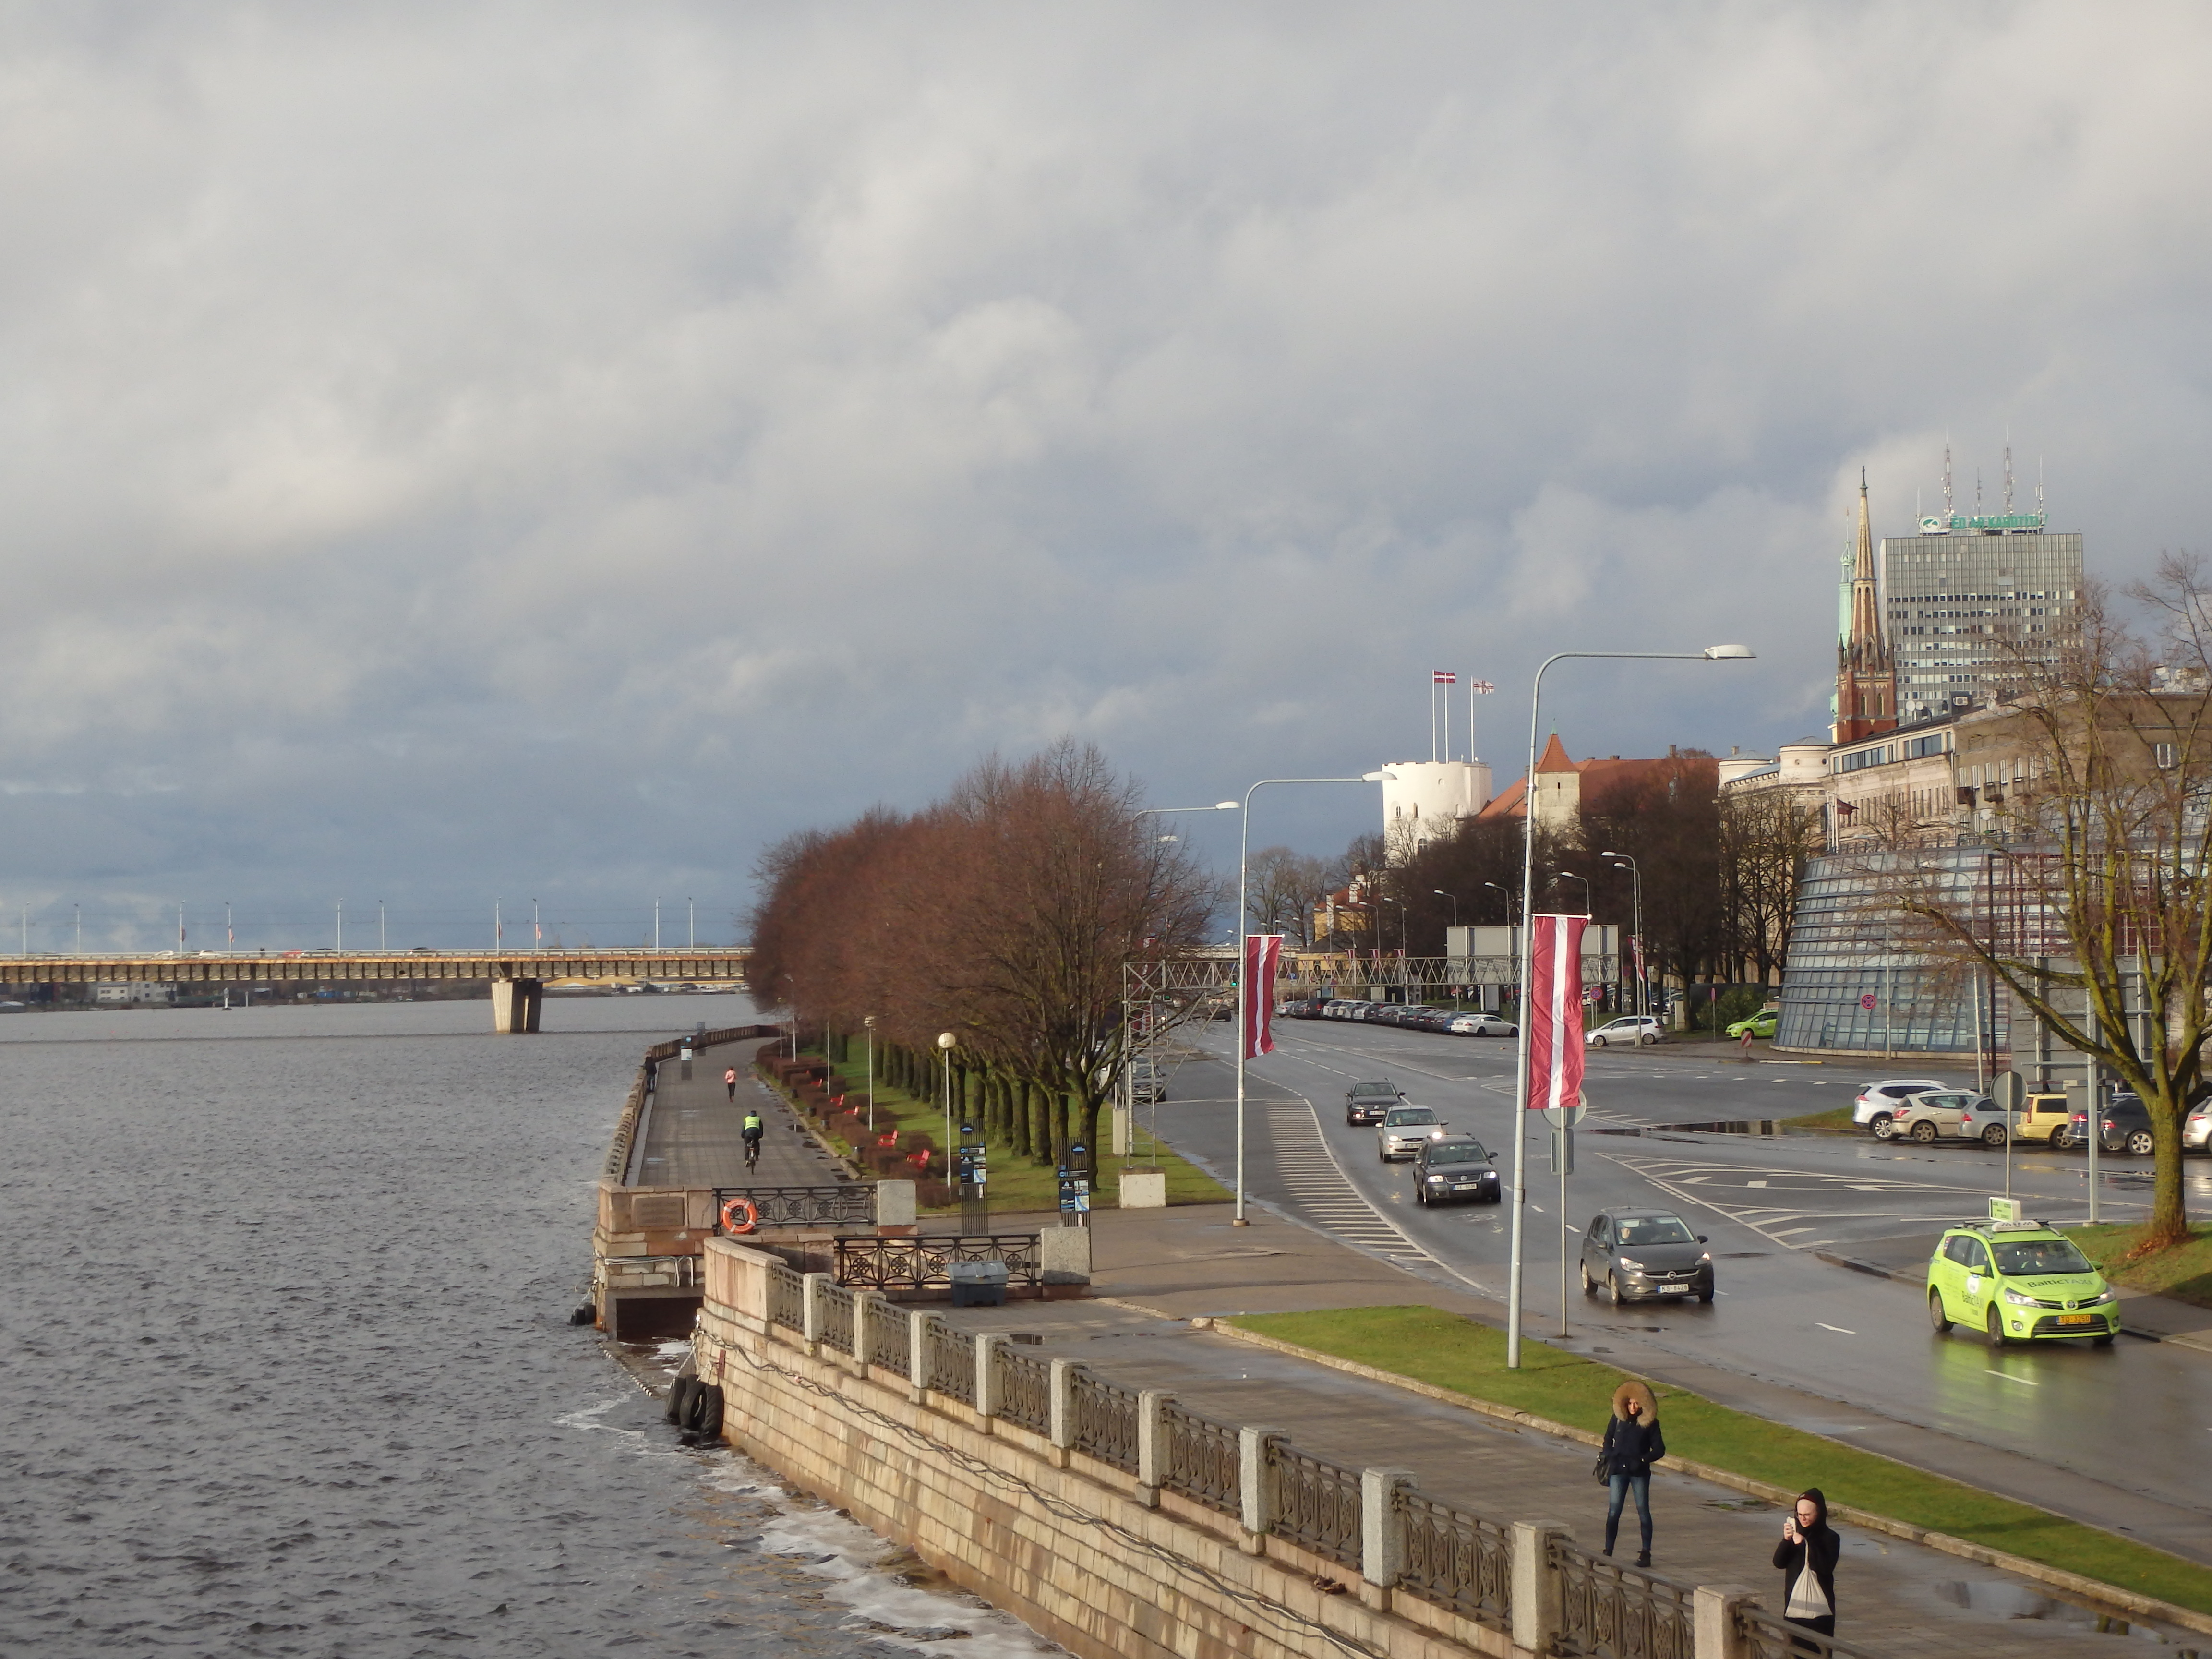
[742,1109,765,1171]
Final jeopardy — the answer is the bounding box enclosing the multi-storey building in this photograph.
[1881,502,2082,725]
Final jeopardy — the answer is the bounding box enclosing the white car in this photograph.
[1377,1105,1450,1162]
[1891,1089,1997,1144]
[1586,1017,1663,1047]
[2185,1107,2212,1152]
[1448,1013,1518,1037]
[1853,1078,1947,1137]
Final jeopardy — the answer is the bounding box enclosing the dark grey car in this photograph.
[1413,1137,1500,1205]
[1344,1079,1404,1126]
[1580,1208,1714,1304]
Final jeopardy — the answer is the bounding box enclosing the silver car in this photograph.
[1448,1012,1517,1037]
[1377,1104,1448,1162]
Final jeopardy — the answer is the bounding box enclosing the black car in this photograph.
[1345,1079,1404,1125]
[1580,1208,1714,1304]
[2066,1094,2156,1155]
[1413,1137,1500,1204]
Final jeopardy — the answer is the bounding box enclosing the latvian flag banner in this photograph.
[1525,913,1589,1112]
[1433,669,1456,684]
[1242,933,1284,1059]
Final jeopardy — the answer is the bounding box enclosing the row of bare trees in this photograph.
[746,741,1218,1181]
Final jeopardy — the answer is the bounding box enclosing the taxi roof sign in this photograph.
[1988,1196,2026,1225]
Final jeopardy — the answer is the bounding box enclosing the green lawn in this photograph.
[1782,1104,1861,1133]
[2064,1222,2212,1309]
[1229,1305,2212,1616]
[771,1048,1229,1214]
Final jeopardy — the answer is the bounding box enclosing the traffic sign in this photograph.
[1991,1070,2024,1113]
[1541,1094,1589,1129]
[1859,993,1877,1011]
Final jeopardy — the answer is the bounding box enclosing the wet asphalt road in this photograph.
[1149,1017,2212,1560]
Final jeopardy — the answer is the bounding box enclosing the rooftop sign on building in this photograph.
[1918,511,2048,534]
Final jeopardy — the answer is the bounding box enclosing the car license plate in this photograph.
[1659,1285,1690,1295]
[2056,1313,2093,1326]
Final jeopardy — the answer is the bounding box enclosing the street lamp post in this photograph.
[864,1015,877,1134]
[1506,646,1753,1369]
[1552,871,1592,914]
[1484,881,1521,924]
[938,1031,958,1177]
[1600,852,1644,1023]
[1237,773,1389,1225]
[1433,890,1460,927]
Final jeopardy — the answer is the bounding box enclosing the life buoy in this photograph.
[719,1196,760,1234]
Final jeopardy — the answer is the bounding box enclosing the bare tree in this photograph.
[1245,845,1331,944]
[1718,787,1821,984]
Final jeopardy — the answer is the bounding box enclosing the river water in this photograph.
[0,997,1051,1659]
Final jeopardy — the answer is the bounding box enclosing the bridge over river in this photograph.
[3,948,751,1031]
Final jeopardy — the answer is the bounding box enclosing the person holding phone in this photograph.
[1773,1488,1840,1645]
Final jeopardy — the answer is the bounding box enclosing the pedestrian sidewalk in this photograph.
[633,1036,852,1189]
[1817,1230,2212,1355]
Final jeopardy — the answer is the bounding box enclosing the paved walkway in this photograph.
[929,1205,2208,1656]
[632,1036,851,1189]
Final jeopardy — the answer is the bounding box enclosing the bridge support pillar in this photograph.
[492,977,543,1034]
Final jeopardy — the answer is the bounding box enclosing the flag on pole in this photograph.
[1631,934,1645,983]
[1468,680,1495,695]
[1525,912,1589,1112]
[1433,669,1456,685]
[1242,934,1283,1059]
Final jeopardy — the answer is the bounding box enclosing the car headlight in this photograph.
[1697,1252,1712,1263]
[2001,1286,2039,1306]
[2085,1287,2117,1305]
[1425,1173,1444,1183]
[1615,1258,1644,1272]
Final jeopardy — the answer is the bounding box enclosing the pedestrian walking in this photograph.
[724,1065,738,1102]
[1773,1488,1840,1647]
[1598,1380,1665,1566]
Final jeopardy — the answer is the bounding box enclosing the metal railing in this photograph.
[1268,1443,1362,1570]
[1397,1491,1511,1629]
[1736,1606,1876,1659]
[817,1281,855,1354]
[1552,1539,1695,1659]
[1161,1403,1238,1513]
[994,1348,1052,1435]
[866,1302,911,1377]
[711,1184,873,1230]
[832,1233,1043,1290]
[925,1319,976,1405]
[1068,1370,1140,1472]
[594,1252,704,1290]
[766,1262,805,1334]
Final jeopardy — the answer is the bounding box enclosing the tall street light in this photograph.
[1433,890,1460,927]
[1484,881,1521,924]
[1600,852,1643,1022]
[1237,772,1390,1225]
[1552,871,1592,914]
[1137,801,1240,842]
[1506,645,1753,1368]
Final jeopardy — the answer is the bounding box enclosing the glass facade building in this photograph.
[1881,528,2082,724]
[1774,850,2005,1056]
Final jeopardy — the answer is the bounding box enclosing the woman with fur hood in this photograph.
[1773,1488,1840,1644]
[1598,1379,1665,1566]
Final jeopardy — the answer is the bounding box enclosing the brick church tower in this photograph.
[1833,472,1897,744]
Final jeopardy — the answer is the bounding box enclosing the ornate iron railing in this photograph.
[1396,1491,1511,1628]
[1069,1370,1140,1472]
[766,1262,805,1333]
[1268,1443,1362,1569]
[1552,1539,1694,1659]
[925,1319,976,1405]
[712,1184,873,1230]
[1736,1606,1876,1659]
[817,1281,855,1355]
[866,1301,911,1377]
[994,1348,1052,1434]
[1161,1404,1238,1513]
[832,1233,1042,1289]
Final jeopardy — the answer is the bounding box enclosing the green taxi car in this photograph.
[1926,1221,2118,1346]
[1725,1010,1779,1039]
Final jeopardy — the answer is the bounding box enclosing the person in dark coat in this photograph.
[1773,1488,1840,1646]
[1599,1379,1665,1566]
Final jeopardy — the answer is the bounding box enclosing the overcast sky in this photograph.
[3,3,2209,949]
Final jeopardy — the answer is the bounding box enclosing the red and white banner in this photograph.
[1630,934,1645,985]
[1525,912,1589,1112]
[1242,933,1283,1059]
[1433,669,1457,685]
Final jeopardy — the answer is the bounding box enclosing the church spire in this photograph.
[1833,470,1897,744]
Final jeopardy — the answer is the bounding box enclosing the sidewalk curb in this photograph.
[1811,1248,2212,1350]
[1204,1319,2212,1638]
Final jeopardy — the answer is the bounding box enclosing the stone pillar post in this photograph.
[1692,1587,1758,1659]
[875,1180,917,1236]
[1134,1389,1174,1507]
[851,1292,882,1377]
[1238,1426,1284,1553]
[801,1272,830,1356]
[1047,1358,1078,1467]
[1359,1467,1416,1611]
[491,977,543,1034]
[973,1334,1004,1430]
[905,1310,930,1405]
[1510,1521,1570,1657]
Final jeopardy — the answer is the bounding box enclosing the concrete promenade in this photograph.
[918,1203,2209,1656]
[634,1036,850,1189]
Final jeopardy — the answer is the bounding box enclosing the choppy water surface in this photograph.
[0,998,1048,1659]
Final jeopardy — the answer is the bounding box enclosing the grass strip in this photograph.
[1227,1304,2212,1616]
[2065,1222,2212,1310]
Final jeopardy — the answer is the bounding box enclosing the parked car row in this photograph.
[1853,1076,2203,1154]
[1282,998,1518,1037]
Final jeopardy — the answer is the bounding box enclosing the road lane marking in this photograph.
[1985,1370,2039,1386]
[1815,1323,1856,1335]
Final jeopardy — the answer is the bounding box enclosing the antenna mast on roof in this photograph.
[1975,468,1984,513]
[2004,435,2015,513]
[2037,457,2045,518]
[1943,442,1954,525]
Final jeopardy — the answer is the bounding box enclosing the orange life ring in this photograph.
[720,1196,760,1234]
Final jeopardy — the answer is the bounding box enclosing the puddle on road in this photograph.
[1590,1120,1787,1137]
[1934,1581,2205,1649]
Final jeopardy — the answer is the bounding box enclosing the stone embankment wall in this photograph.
[691,1238,1782,1659]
